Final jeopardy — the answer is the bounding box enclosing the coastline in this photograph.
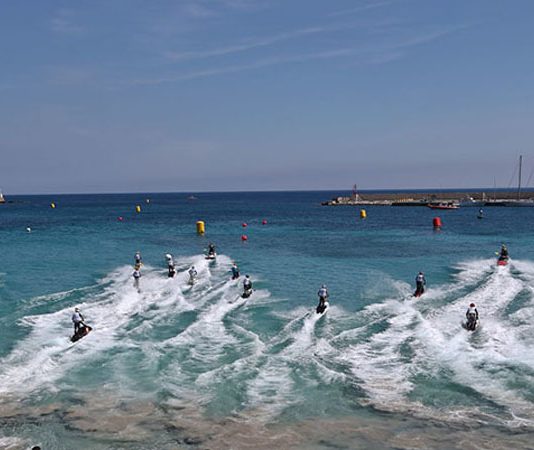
[322,190,534,206]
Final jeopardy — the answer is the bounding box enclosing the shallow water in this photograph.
[1,192,534,449]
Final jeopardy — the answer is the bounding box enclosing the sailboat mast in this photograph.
[518,154,523,200]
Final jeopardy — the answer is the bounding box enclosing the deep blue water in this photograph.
[1,191,534,449]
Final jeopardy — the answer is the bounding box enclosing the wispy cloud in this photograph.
[50,9,84,35]
[179,0,264,20]
[329,1,393,17]
[128,22,464,86]
[131,48,362,85]
[392,25,468,50]
[164,26,330,61]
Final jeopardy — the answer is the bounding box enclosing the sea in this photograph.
[1,191,534,450]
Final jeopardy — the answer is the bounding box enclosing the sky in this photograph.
[1,0,534,194]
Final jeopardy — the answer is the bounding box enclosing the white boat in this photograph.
[0,191,5,204]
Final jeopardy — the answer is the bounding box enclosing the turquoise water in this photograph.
[1,192,534,449]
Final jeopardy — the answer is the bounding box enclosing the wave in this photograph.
[2,256,534,431]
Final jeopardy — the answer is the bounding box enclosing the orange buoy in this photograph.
[241,235,248,241]
[433,217,442,228]
[242,222,248,228]
[262,219,267,225]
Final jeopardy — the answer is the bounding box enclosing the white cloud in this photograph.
[50,9,84,35]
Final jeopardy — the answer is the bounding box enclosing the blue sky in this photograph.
[1,0,533,194]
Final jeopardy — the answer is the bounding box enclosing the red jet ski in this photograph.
[497,257,509,266]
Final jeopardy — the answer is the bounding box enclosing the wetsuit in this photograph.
[188,268,197,282]
[415,274,426,294]
[72,311,85,334]
[231,265,240,279]
[317,288,328,307]
[133,270,141,289]
[466,307,479,321]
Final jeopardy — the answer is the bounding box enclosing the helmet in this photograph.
[469,303,475,307]
[322,284,326,288]
[191,266,195,270]
[245,275,250,278]
[75,307,80,312]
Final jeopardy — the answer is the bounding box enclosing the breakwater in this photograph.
[322,190,534,206]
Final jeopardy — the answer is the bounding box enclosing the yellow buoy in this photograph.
[360,209,367,219]
[196,220,205,235]
[50,202,56,209]
[135,205,141,213]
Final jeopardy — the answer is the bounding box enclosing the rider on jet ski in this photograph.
[243,275,252,293]
[415,272,426,296]
[317,284,329,309]
[499,244,509,260]
[188,266,198,283]
[231,262,240,280]
[207,243,216,257]
[165,253,176,277]
[71,307,85,334]
[465,303,479,329]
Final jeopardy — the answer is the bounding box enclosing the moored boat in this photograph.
[427,202,460,210]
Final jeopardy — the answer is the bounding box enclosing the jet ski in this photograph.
[413,286,425,298]
[463,317,479,331]
[242,287,253,299]
[497,256,509,266]
[316,299,329,314]
[188,275,197,286]
[71,324,92,342]
[205,252,217,260]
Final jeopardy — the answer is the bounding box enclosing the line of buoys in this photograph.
[433,217,442,230]
[360,209,367,219]
[50,202,56,209]
[135,205,141,213]
[196,220,205,235]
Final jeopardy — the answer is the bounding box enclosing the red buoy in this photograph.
[433,217,442,228]
[242,222,248,228]
[118,216,123,222]
[241,235,248,241]
[262,219,267,225]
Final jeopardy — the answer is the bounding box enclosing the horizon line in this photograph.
[2,186,532,197]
